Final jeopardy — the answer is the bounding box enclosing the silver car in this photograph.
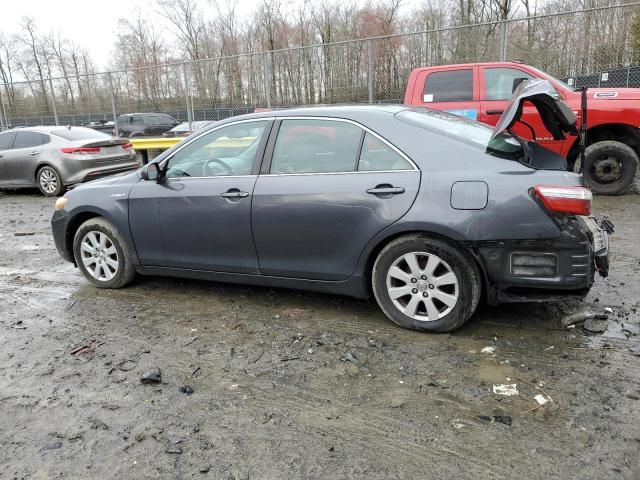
[0,126,139,196]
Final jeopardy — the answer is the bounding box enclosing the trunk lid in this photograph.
[61,138,133,163]
[491,79,578,141]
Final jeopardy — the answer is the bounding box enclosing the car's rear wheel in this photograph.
[73,218,136,289]
[574,141,639,195]
[37,166,63,197]
[372,235,481,332]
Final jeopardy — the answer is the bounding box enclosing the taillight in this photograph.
[61,147,101,154]
[533,185,592,216]
[122,143,132,149]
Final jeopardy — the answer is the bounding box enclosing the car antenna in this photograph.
[579,87,588,173]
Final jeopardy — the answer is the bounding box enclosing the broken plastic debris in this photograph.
[492,384,518,396]
[534,394,549,406]
[481,346,495,354]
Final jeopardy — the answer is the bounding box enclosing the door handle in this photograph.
[485,109,504,115]
[29,151,39,156]
[220,189,249,199]
[366,186,405,195]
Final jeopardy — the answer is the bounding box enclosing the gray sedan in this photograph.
[0,126,139,196]
[51,81,612,332]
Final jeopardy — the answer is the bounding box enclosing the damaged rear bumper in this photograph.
[473,215,611,305]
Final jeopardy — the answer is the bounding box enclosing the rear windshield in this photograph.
[52,128,111,141]
[395,109,522,159]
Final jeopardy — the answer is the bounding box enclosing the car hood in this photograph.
[69,170,140,191]
[491,79,578,141]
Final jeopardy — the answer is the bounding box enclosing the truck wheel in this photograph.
[575,141,639,195]
[372,235,481,333]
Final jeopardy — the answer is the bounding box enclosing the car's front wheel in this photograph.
[372,235,481,332]
[73,218,136,288]
[37,166,63,197]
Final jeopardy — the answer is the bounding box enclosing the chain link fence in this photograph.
[1,3,639,130]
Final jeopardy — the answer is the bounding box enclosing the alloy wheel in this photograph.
[39,168,58,194]
[385,251,459,321]
[80,231,119,281]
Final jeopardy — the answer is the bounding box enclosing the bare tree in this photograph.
[17,17,50,113]
[159,0,208,97]
[0,33,17,117]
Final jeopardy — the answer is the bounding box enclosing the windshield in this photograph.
[395,109,523,159]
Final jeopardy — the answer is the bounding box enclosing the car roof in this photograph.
[9,126,96,133]
[212,104,409,125]
[118,112,174,116]
[410,61,526,72]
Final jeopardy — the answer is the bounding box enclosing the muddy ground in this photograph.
[0,191,639,480]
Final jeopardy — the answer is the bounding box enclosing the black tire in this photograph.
[575,141,639,195]
[372,234,481,333]
[73,218,136,289]
[36,165,64,197]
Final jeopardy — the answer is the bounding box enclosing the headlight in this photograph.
[54,197,68,211]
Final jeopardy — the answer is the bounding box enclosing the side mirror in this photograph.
[512,77,529,93]
[141,163,160,181]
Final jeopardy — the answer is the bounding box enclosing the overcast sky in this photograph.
[1,0,290,69]
[3,0,428,71]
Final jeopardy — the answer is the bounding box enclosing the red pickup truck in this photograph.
[404,61,639,194]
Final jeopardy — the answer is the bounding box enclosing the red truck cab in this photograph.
[404,62,640,194]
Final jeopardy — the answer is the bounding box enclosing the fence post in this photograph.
[182,63,193,129]
[107,73,118,128]
[0,88,6,130]
[499,20,508,62]
[47,77,59,126]
[367,40,374,104]
[627,66,630,88]
[265,53,272,109]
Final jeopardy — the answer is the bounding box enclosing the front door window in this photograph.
[484,68,533,101]
[165,121,268,178]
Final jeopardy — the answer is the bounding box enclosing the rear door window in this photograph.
[358,133,413,171]
[424,69,473,102]
[13,132,49,149]
[270,119,363,174]
[0,132,16,150]
[144,115,174,125]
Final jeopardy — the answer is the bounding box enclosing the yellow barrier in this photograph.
[129,137,183,150]
[130,136,256,164]
[129,137,182,164]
